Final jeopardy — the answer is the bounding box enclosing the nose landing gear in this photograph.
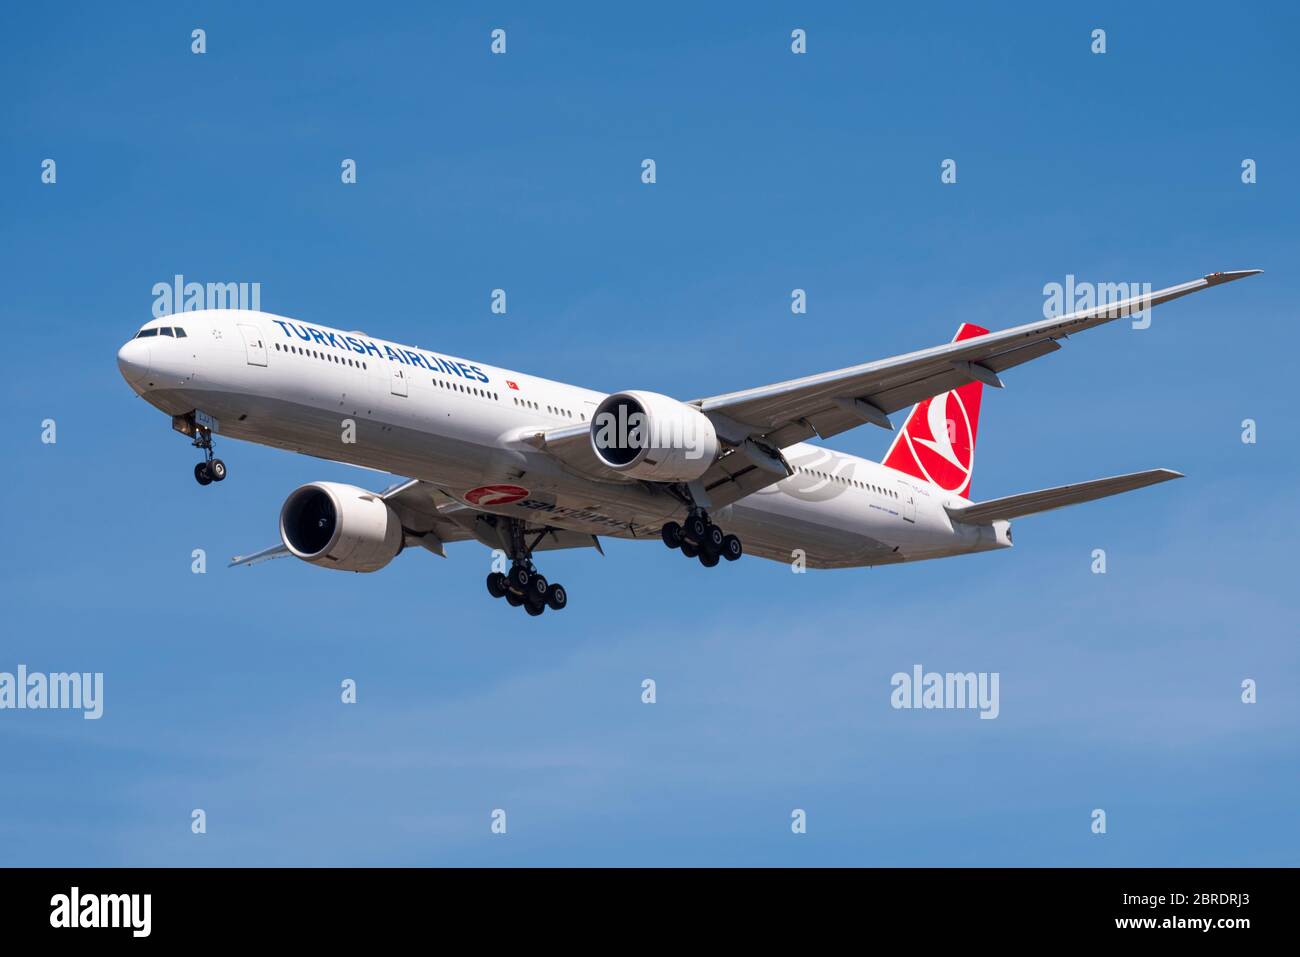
[175,413,227,486]
[192,428,226,485]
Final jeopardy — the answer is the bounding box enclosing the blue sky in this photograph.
[1,2,1296,865]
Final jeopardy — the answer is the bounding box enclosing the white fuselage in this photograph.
[116,310,1011,569]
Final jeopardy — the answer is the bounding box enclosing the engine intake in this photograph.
[279,482,403,573]
[589,390,719,482]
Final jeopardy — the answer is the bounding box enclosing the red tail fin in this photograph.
[881,323,989,499]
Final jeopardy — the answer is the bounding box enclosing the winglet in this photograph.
[1204,269,1263,285]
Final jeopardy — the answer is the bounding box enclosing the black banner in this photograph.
[0,867,1283,942]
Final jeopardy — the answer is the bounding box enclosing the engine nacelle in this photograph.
[279,482,403,573]
[589,390,719,482]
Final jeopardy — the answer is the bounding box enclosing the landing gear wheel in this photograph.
[722,534,743,561]
[508,565,532,594]
[704,523,725,551]
[699,548,720,568]
[524,599,545,616]
[505,591,524,607]
[208,458,227,482]
[194,462,212,486]
[681,541,699,558]
[528,574,549,604]
[545,583,567,611]
[486,572,508,599]
[684,515,707,544]
[661,521,683,549]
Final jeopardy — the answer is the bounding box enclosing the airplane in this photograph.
[116,269,1260,616]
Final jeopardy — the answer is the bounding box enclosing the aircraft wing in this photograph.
[229,543,291,567]
[230,478,600,568]
[380,479,603,554]
[526,270,1258,511]
[691,271,1260,449]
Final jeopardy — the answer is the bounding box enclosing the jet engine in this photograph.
[279,481,403,573]
[589,390,719,482]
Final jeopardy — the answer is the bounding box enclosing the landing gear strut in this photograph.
[189,422,226,486]
[484,518,569,615]
[660,494,742,568]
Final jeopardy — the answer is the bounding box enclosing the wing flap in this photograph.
[696,450,784,509]
[946,469,1183,525]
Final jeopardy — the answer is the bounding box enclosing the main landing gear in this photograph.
[191,425,227,486]
[484,518,568,616]
[661,512,742,567]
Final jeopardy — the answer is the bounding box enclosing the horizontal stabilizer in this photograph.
[946,469,1182,525]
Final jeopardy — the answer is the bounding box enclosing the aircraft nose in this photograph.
[117,338,151,386]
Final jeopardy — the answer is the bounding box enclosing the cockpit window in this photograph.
[159,327,174,336]
[135,328,158,338]
[174,327,186,337]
